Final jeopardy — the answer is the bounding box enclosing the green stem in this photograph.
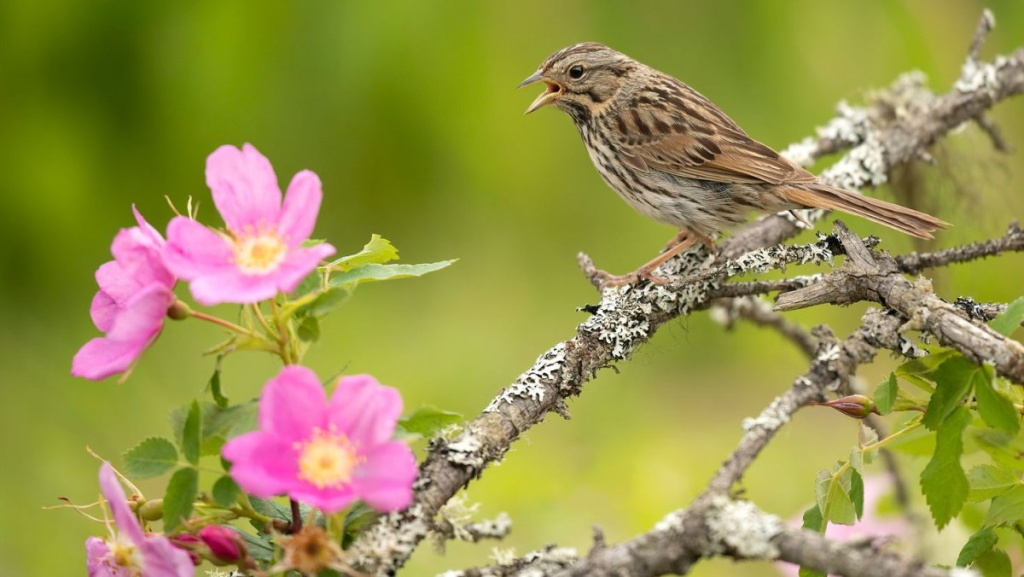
[187,308,257,337]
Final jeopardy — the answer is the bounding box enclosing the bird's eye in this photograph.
[568,65,585,79]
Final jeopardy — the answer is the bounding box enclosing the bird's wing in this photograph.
[610,79,816,185]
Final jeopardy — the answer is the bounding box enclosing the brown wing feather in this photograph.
[612,74,816,186]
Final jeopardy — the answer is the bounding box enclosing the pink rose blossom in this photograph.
[85,462,194,577]
[164,144,336,305]
[73,208,176,380]
[222,366,418,514]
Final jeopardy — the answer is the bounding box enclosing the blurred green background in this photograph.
[3,1,1023,575]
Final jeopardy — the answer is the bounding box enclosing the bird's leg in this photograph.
[594,230,714,289]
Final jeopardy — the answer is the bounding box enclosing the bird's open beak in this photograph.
[518,71,562,114]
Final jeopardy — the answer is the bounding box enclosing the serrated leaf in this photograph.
[957,527,998,566]
[181,400,201,465]
[850,469,864,520]
[815,467,856,526]
[974,366,1021,434]
[990,297,1024,337]
[212,475,241,508]
[984,485,1024,528]
[328,260,457,289]
[123,437,179,479]
[922,357,977,430]
[874,373,898,415]
[968,465,1020,502]
[328,234,399,271]
[921,406,971,528]
[974,547,1012,577]
[162,467,198,532]
[233,527,274,563]
[397,406,463,439]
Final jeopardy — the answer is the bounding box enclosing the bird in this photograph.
[519,42,948,287]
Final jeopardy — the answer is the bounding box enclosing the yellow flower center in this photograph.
[233,226,287,274]
[107,534,142,574]
[295,426,362,489]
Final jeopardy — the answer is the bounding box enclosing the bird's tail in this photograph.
[779,184,949,239]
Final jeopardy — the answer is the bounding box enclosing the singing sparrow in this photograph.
[519,43,947,286]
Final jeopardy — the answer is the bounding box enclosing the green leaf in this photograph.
[968,465,1020,502]
[181,400,201,466]
[957,527,998,566]
[173,400,258,457]
[922,357,977,430]
[206,358,229,409]
[162,467,198,533]
[342,502,379,547]
[974,428,1024,472]
[874,373,898,415]
[396,406,463,439]
[297,315,320,343]
[123,437,179,479]
[974,548,1012,577]
[849,469,864,520]
[329,260,457,290]
[815,466,856,526]
[800,504,824,533]
[974,367,1021,434]
[328,234,400,271]
[990,297,1024,337]
[894,349,956,379]
[921,406,971,528]
[295,286,349,319]
[858,422,879,465]
[212,475,241,508]
[233,528,274,563]
[984,485,1024,528]
[798,568,827,577]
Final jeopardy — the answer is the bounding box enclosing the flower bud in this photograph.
[137,499,164,521]
[823,395,878,419]
[166,300,190,321]
[199,525,246,563]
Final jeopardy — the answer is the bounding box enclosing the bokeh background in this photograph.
[3,1,1023,575]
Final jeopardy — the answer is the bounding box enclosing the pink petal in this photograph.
[189,269,279,305]
[163,217,234,281]
[90,289,118,333]
[206,144,282,232]
[85,537,118,577]
[287,483,356,515]
[275,243,336,294]
[260,366,326,439]
[327,375,403,446]
[351,442,417,512]
[222,432,298,497]
[104,284,172,342]
[109,228,174,290]
[131,206,166,248]
[95,259,139,307]
[138,536,196,577]
[72,337,146,380]
[278,170,323,248]
[98,463,144,543]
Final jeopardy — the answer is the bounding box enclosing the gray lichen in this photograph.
[705,497,782,559]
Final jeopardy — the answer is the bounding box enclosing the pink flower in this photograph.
[222,366,418,514]
[164,144,336,305]
[198,525,245,563]
[73,208,176,380]
[85,462,194,577]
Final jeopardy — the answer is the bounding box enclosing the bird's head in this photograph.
[519,43,635,119]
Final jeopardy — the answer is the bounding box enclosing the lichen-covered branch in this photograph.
[351,16,1024,575]
[775,221,1024,384]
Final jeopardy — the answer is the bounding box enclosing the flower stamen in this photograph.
[295,426,362,489]
[233,226,287,274]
